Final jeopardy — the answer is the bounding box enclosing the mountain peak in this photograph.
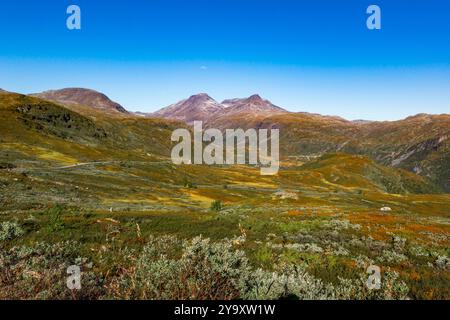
[186,93,215,102]
[247,94,263,101]
[220,94,286,116]
[32,88,128,114]
[152,93,223,124]
[192,93,210,97]
[152,93,288,125]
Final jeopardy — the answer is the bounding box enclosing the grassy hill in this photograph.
[298,153,441,194]
[0,91,183,166]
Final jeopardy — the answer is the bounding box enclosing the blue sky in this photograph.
[0,0,449,120]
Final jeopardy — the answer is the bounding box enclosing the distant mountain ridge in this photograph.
[32,88,129,115]
[150,93,288,125]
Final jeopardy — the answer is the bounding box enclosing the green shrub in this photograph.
[108,235,411,300]
[0,241,103,299]
[0,221,24,242]
[210,200,223,212]
[0,234,412,300]
[108,236,251,299]
[243,265,335,300]
[46,205,65,232]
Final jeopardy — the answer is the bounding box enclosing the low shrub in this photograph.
[0,241,103,299]
[108,236,250,299]
[0,221,24,242]
[0,235,412,300]
[210,200,223,212]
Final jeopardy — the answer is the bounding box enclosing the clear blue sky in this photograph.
[1,0,449,120]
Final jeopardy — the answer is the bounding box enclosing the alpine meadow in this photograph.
[1,0,449,302]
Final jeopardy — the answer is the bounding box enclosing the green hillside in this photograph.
[0,92,183,167]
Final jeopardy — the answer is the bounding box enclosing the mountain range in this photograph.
[150,92,286,125]
[1,87,449,192]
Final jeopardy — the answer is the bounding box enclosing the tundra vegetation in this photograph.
[0,91,449,299]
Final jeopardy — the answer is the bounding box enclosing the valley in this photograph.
[0,88,449,300]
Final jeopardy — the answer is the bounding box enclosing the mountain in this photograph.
[204,94,287,128]
[196,105,449,191]
[152,93,287,125]
[355,114,450,192]
[220,94,286,116]
[31,88,129,115]
[146,92,450,191]
[151,93,224,124]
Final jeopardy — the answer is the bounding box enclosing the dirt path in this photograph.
[54,161,116,169]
